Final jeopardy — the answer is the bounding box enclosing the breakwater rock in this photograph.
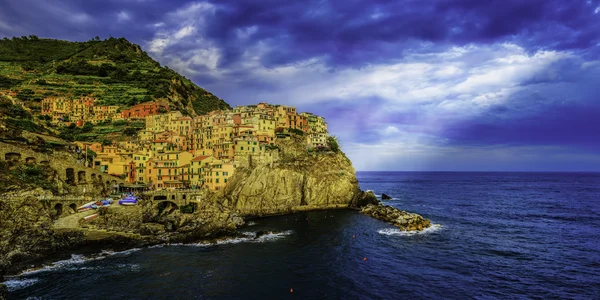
[360,204,431,231]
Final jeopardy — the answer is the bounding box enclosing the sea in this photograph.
[4,172,600,299]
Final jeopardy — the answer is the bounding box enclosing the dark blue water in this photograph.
[5,172,600,299]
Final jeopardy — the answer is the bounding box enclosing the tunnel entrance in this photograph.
[69,203,77,214]
[5,152,21,161]
[77,171,86,183]
[66,168,75,185]
[54,203,63,216]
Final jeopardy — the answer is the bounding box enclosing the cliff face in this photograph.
[220,135,362,216]
[0,193,85,278]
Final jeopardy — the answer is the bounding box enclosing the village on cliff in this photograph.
[39,97,331,191]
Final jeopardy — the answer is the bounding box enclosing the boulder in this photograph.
[381,193,392,200]
[359,204,431,231]
[352,190,380,208]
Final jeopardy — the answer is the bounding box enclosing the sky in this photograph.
[1,0,599,171]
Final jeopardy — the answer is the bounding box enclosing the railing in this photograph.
[142,189,204,195]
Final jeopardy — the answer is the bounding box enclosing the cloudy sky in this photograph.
[1,0,599,171]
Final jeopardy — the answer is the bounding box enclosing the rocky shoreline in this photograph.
[360,203,431,231]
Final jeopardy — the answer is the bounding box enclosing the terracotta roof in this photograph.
[192,155,211,161]
[152,140,170,143]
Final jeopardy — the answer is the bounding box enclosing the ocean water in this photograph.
[5,172,600,299]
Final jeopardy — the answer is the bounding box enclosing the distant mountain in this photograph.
[0,35,230,116]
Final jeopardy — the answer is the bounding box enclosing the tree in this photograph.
[123,127,137,135]
[16,89,35,101]
[327,136,340,153]
[81,122,93,133]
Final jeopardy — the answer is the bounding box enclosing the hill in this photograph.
[0,35,230,117]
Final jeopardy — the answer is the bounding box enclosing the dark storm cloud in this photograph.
[192,0,600,67]
[1,0,599,170]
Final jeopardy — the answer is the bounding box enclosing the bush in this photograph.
[327,136,340,153]
[289,128,304,136]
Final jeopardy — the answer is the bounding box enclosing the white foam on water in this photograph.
[185,230,294,247]
[2,278,39,292]
[16,248,142,276]
[100,248,141,257]
[246,221,258,226]
[378,224,443,236]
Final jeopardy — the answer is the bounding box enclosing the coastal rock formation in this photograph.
[0,195,85,278]
[220,135,362,216]
[84,200,243,242]
[381,193,392,200]
[351,190,380,207]
[360,204,431,231]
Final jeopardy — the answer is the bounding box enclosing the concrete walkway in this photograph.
[53,210,97,229]
[52,206,145,240]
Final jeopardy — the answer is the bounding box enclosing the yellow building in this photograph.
[204,160,235,191]
[189,155,215,188]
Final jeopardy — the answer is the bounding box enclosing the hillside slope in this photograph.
[0,36,230,117]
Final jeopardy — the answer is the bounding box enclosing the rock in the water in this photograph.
[352,190,380,208]
[381,193,392,200]
[359,204,431,231]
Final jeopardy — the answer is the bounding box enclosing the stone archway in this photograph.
[25,157,36,165]
[40,160,50,165]
[157,201,179,214]
[54,203,63,216]
[66,168,75,185]
[69,203,77,214]
[77,171,86,183]
[5,152,21,161]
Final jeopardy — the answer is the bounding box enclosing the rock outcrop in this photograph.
[381,193,392,200]
[0,195,85,278]
[360,204,431,231]
[220,134,362,216]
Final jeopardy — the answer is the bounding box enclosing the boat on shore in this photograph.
[83,213,98,221]
[119,194,138,206]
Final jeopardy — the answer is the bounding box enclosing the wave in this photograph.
[186,230,294,247]
[100,248,142,256]
[378,224,443,236]
[2,278,39,292]
[15,248,142,277]
[246,221,258,226]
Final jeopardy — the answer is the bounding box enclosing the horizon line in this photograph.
[355,170,600,173]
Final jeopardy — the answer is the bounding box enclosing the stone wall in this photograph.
[0,142,125,196]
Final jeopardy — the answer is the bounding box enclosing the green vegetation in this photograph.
[0,36,231,140]
[288,128,304,136]
[0,161,58,193]
[58,120,144,142]
[327,136,340,153]
[0,36,230,113]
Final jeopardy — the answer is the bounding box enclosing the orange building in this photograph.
[121,102,168,119]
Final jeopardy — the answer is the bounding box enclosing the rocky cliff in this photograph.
[0,193,85,278]
[218,134,363,216]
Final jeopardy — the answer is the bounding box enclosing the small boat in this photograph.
[77,201,96,212]
[119,195,138,206]
[83,213,98,221]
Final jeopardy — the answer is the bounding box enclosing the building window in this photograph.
[216,178,219,183]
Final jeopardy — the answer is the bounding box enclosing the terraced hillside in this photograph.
[0,36,230,117]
